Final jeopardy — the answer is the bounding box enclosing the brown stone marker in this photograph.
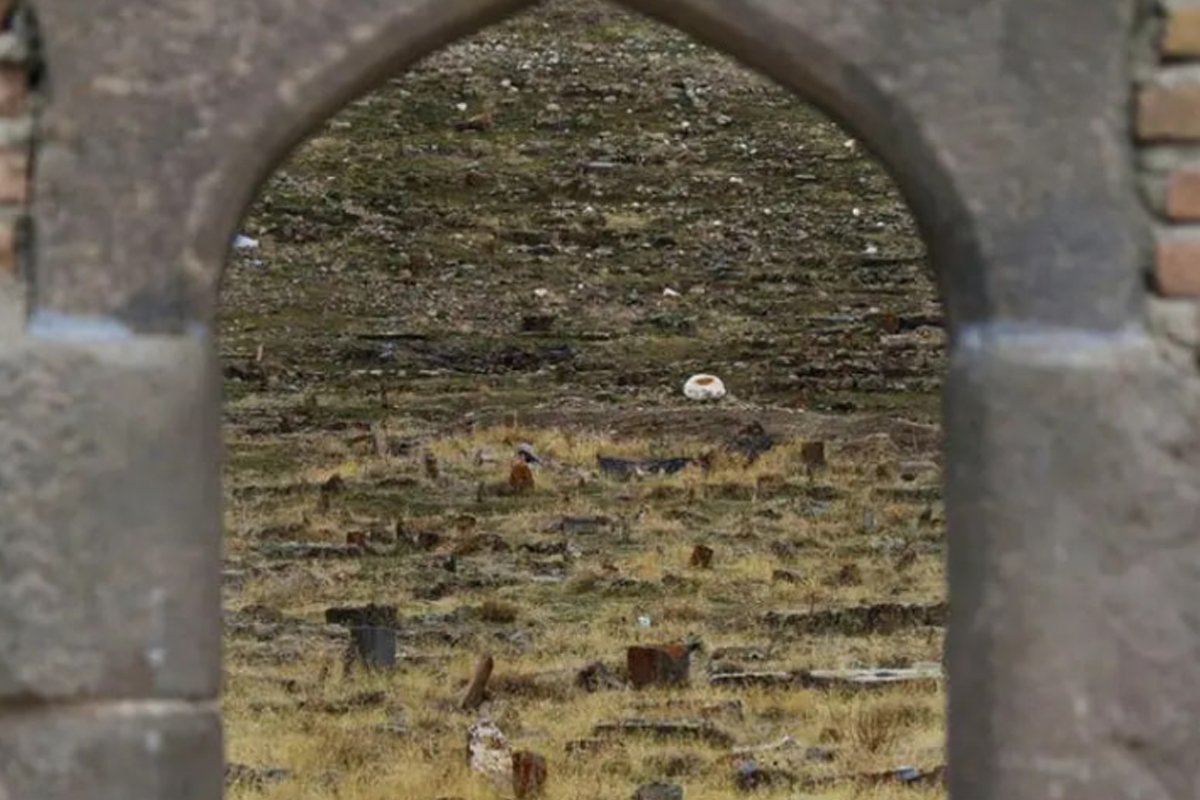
[511,750,547,799]
[627,644,691,689]
[689,544,714,569]
[799,441,827,469]
[345,626,396,672]
[460,654,494,711]
[508,459,534,493]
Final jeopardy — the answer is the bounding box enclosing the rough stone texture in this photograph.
[946,329,1200,800]
[3,1,1199,800]
[26,0,1140,333]
[0,702,223,800]
[0,334,222,700]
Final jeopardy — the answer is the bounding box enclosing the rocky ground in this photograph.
[218,2,947,799]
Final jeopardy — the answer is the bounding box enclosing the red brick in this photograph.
[0,218,13,275]
[0,66,24,116]
[1155,233,1200,295]
[1165,168,1200,220]
[1163,7,1200,58]
[1137,82,1200,141]
[0,150,26,203]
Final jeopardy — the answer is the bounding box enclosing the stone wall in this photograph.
[2,1,1199,799]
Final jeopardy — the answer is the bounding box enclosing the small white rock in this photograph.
[233,234,259,250]
[683,374,727,401]
[533,288,550,298]
[662,287,681,298]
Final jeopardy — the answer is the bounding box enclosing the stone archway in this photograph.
[4,1,1198,800]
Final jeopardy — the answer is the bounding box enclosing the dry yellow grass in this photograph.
[221,414,946,800]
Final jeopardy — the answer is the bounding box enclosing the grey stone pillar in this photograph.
[946,324,1200,800]
[0,326,224,800]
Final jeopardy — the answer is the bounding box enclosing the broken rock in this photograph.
[467,721,512,790]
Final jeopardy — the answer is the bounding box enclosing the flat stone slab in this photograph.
[711,665,942,690]
[872,485,942,503]
[593,718,734,748]
[763,602,948,636]
[257,542,365,559]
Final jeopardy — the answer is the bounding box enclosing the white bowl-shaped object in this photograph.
[683,374,727,400]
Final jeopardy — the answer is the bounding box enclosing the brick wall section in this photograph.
[1137,1,1200,296]
[0,2,32,279]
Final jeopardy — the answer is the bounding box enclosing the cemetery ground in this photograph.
[218,2,947,798]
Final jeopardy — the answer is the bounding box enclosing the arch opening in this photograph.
[198,0,973,332]
[217,3,949,798]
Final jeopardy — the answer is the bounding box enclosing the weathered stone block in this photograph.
[0,701,223,800]
[345,626,396,671]
[627,644,691,689]
[0,333,222,700]
[512,750,547,799]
